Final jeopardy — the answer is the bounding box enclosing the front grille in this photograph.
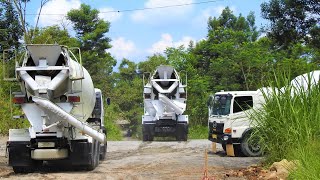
[209,122,224,134]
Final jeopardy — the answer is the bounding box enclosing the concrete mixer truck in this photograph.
[2,44,107,173]
[142,65,188,141]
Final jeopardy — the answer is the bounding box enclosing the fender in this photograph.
[239,128,253,142]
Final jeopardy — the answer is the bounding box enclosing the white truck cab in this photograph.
[207,90,265,157]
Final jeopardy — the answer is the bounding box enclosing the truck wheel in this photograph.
[12,161,41,174]
[176,132,187,141]
[99,142,107,160]
[142,132,154,141]
[87,140,100,170]
[12,166,35,173]
[240,133,262,157]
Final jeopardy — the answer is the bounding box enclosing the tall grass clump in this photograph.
[252,71,320,177]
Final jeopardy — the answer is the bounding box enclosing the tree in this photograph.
[193,7,265,92]
[31,26,79,47]
[67,4,116,91]
[0,0,22,51]
[11,0,50,44]
[138,54,167,74]
[261,0,320,49]
[110,59,143,137]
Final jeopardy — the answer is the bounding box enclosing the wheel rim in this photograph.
[247,136,261,154]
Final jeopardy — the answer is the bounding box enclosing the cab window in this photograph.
[233,96,253,113]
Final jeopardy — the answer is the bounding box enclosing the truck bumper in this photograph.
[143,121,188,137]
[208,122,240,144]
[208,133,240,144]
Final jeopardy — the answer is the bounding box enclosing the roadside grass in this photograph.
[289,140,320,179]
[188,125,208,139]
[252,72,320,178]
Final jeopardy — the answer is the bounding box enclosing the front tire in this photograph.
[240,133,262,157]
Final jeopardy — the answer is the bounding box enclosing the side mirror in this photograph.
[106,98,111,105]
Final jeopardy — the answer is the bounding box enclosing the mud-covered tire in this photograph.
[87,140,100,170]
[176,132,188,141]
[99,143,107,160]
[142,133,154,141]
[240,133,262,157]
[12,166,36,173]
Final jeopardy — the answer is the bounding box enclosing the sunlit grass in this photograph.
[252,71,320,178]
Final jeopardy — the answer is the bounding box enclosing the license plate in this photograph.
[212,134,217,139]
[38,142,55,148]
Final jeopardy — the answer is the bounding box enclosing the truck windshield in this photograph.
[209,95,232,116]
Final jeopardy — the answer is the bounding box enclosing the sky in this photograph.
[25,0,268,64]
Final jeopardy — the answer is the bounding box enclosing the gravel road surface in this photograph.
[0,138,262,179]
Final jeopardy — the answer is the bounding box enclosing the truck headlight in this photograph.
[223,136,229,141]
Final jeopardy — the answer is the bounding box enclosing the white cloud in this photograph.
[131,0,194,24]
[147,33,194,54]
[99,7,122,22]
[108,37,137,60]
[37,0,81,27]
[192,6,236,30]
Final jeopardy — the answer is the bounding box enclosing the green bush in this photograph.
[0,63,29,134]
[104,104,122,140]
[188,125,208,139]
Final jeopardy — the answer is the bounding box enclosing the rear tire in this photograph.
[99,142,107,160]
[142,132,154,141]
[12,166,35,173]
[87,140,100,170]
[176,132,187,141]
[176,124,188,141]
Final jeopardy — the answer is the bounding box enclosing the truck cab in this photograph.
[207,90,265,157]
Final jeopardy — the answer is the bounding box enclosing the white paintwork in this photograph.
[8,129,31,142]
[26,44,61,66]
[159,94,186,115]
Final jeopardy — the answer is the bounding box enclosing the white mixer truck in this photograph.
[142,65,188,141]
[3,44,107,173]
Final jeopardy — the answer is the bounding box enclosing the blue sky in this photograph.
[25,0,268,64]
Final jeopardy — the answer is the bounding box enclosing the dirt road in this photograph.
[0,139,262,179]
